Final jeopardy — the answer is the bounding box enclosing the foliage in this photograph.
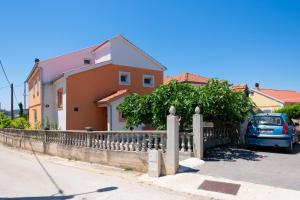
[117,94,152,129]
[198,79,254,122]
[118,79,254,130]
[150,81,199,130]
[10,117,30,129]
[0,112,29,129]
[0,113,12,128]
[274,103,300,119]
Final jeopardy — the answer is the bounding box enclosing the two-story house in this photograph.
[26,35,166,130]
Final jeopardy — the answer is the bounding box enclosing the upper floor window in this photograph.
[84,59,91,65]
[143,75,155,87]
[57,88,63,109]
[119,71,131,85]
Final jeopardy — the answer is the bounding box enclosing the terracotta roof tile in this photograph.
[232,84,247,91]
[253,89,300,104]
[164,72,209,84]
[97,89,129,105]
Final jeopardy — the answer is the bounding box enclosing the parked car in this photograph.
[245,113,299,153]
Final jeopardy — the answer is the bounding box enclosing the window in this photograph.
[143,75,155,87]
[57,88,63,109]
[119,71,131,85]
[84,59,91,65]
[119,111,125,122]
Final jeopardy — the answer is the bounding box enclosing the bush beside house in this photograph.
[0,112,29,129]
[274,103,300,120]
[118,79,254,130]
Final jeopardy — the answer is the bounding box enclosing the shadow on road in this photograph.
[204,146,266,162]
[204,143,300,162]
[0,186,118,200]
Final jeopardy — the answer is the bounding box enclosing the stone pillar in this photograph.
[193,106,204,160]
[166,106,179,175]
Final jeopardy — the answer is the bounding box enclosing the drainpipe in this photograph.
[108,104,113,131]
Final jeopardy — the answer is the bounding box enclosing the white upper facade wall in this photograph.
[37,35,165,83]
[110,36,165,71]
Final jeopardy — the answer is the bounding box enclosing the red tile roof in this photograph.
[232,84,247,91]
[253,89,300,104]
[164,72,209,84]
[96,89,129,106]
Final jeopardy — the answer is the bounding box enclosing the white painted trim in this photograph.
[119,71,131,85]
[143,74,155,88]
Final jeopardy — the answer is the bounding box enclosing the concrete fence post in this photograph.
[193,106,204,160]
[166,106,179,175]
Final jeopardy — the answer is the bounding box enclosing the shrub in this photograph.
[274,104,300,119]
[10,117,30,129]
[0,112,12,128]
[118,79,254,130]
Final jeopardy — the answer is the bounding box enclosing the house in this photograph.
[232,84,250,96]
[250,84,300,113]
[26,35,166,131]
[164,72,209,86]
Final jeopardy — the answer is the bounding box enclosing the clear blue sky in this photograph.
[0,0,300,110]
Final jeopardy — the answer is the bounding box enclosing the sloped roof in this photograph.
[232,84,248,91]
[96,89,129,106]
[252,88,300,104]
[164,72,209,84]
[26,35,166,83]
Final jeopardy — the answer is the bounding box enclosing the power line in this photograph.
[0,60,20,104]
[0,83,23,90]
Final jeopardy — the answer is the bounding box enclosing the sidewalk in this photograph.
[139,158,300,200]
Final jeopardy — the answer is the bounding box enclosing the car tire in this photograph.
[286,141,294,154]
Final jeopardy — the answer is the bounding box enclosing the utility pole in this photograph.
[23,82,26,109]
[11,83,14,119]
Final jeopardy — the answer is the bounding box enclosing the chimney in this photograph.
[34,58,40,63]
[255,83,260,90]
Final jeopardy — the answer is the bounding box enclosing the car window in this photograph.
[253,116,283,126]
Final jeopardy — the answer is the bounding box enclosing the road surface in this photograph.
[0,144,207,200]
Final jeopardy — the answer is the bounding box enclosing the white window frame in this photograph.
[143,74,155,88]
[119,71,131,85]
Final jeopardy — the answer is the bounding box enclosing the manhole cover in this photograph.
[198,180,241,195]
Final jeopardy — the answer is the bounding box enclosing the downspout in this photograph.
[108,104,113,131]
[40,66,44,129]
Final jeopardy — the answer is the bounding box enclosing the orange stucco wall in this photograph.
[66,64,163,130]
[27,68,42,128]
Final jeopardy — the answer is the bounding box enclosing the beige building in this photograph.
[250,87,300,113]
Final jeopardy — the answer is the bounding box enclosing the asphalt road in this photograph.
[0,144,205,200]
[199,143,300,191]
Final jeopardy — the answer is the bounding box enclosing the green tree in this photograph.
[0,112,11,128]
[10,117,30,129]
[118,79,254,130]
[274,104,300,119]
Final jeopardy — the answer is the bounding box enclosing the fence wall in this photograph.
[0,129,166,173]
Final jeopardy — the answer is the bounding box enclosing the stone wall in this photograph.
[0,130,151,172]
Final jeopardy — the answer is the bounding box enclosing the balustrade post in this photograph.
[193,106,204,159]
[166,106,179,175]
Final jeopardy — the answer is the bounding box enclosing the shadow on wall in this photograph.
[204,146,266,162]
[0,187,118,200]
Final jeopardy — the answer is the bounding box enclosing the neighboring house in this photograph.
[250,85,300,113]
[231,84,250,96]
[164,72,209,86]
[26,35,166,131]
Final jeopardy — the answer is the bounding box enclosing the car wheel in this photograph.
[286,141,294,154]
